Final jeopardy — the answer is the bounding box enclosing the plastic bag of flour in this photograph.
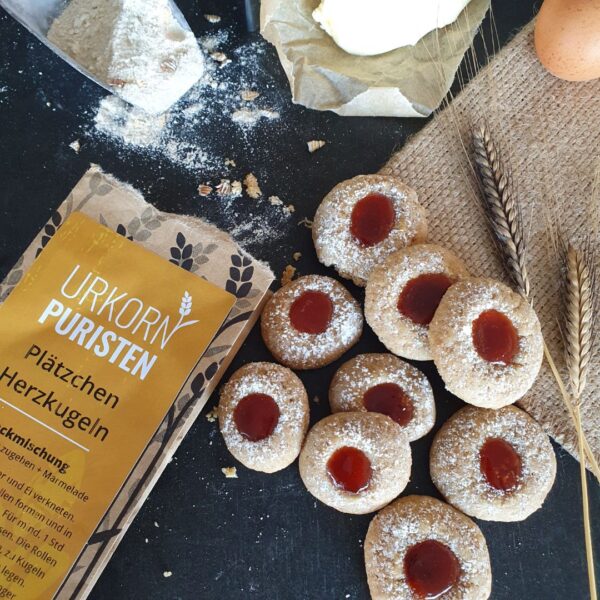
[0,0,204,114]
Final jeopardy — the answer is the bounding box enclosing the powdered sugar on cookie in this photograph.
[365,244,469,361]
[430,406,556,522]
[330,354,435,442]
[219,363,309,473]
[299,412,411,514]
[313,175,427,287]
[261,275,363,370]
[365,496,492,600]
[429,278,544,408]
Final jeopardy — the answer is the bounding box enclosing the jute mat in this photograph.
[380,22,600,468]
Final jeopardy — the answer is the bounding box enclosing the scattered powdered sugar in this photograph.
[262,275,363,369]
[430,406,557,522]
[231,108,279,127]
[330,353,435,442]
[429,278,544,407]
[365,244,469,361]
[313,175,427,286]
[85,29,292,252]
[366,496,491,600]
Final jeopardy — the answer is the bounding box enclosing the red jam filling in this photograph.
[397,273,454,326]
[404,540,461,599]
[480,437,522,491]
[472,309,519,364]
[233,393,280,442]
[350,193,396,247]
[326,446,372,493]
[289,290,333,334]
[363,383,414,427]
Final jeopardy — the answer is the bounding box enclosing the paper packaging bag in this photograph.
[381,24,600,470]
[260,0,490,117]
[0,166,274,598]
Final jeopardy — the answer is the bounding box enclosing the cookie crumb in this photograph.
[204,14,221,23]
[69,139,81,153]
[216,179,231,196]
[217,179,242,198]
[307,140,326,153]
[284,204,295,215]
[269,195,283,206]
[222,466,238,478]
[224,158,236,167]
[298,218,313,229]
[244,173,262,199]
[163,571,173,578]
[281,265,297,286]
[210,51,228,63]
[293,252,302,261]
[313,396,320,404]
[205,407,218,422]
[240,90,260,102]
[231,180,243,197]
[197,184,212,197]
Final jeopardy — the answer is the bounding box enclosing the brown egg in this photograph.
[534,0,600,81]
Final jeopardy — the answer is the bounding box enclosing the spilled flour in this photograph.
[87,28,292,254]
[91,31,283,174]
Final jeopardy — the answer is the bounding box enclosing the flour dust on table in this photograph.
[90,33,284,173]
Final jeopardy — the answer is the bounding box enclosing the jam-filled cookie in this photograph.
[429,278,543,408]
[430,406,556,522]
[218,362,310,473]
[365,244,469,360]
[329,353,435,442]
[299,412,411,514]
[313,175,428,287]
[365,495,492,600]
[261,275,363,370]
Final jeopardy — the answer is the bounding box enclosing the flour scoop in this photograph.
[0,0,205,114]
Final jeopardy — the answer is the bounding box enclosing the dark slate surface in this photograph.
[0,1,598,599]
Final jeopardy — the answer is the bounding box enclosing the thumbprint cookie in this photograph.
[365,244,469,361]
[313,174,428,287]
[218,362,309,473]
[329,353,435,442]
[430,406,556,522]
[261,275,363,370]
[365,495,492,600]
[299,412,411,514]
[429,278,543,408]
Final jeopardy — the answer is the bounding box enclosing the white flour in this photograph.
[86,28,288,253]
[48,0,205,114]
[91,34,282,173]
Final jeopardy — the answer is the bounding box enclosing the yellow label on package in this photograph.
[0,213,235,598]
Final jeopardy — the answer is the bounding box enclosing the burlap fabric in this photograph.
[381,23,600,470]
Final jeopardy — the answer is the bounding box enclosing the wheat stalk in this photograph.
[563,243,597,600]
[472,122,530,298]
[472,121,599,478]
[472,121,598,600]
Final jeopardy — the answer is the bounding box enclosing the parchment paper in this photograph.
[261,0,490,117]
[0,166,274,599]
